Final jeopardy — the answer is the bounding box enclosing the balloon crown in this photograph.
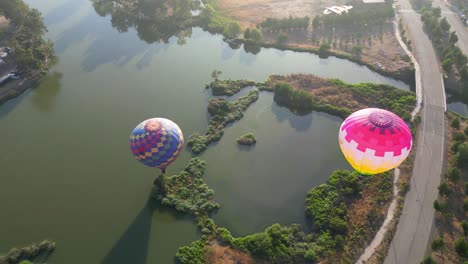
[368,110,394,128]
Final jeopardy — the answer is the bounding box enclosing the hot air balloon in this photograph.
[130,118,184,173]
[338,108,412,175]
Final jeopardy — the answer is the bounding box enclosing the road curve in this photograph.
[383,0,446,263]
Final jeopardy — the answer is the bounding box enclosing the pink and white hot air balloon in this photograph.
[338,108,412,175]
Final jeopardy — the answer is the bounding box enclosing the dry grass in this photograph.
[205,241,263,264]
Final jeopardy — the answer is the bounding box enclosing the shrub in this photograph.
[462,220,468,236]
[455,238,468,257]
[451,118,460,129]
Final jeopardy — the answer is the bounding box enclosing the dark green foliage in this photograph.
[431,237,444,251]
[462,221,468,236]
[272,80,415,121]
[259,16,309,31]
[188,90,259,154]
[277,33,288,44]
[446,169,460,187]
[244,28,251,39]
[155,158,220,214]
[197,3,241,39]
[454,131,466,142]
[452,118,461,129]
[449,31,458,44]
[0,240,56,264]
[352,46,363,57]
[456,143,468,168]
[465,182,468,195]
[319,43,331,55]
[465,126,468,136]
[249,28,263,42]
[438,182,450,196]
[237,133,256,145]
[455,238,468,257]
[0,0,54,72]
[434,200,443,212]
[176,240,206,264]
[420,255,437,264]
[464,199,468,212]
[306,170,362,236]
[207,79,256,96]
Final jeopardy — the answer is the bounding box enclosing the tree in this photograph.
[211,70,222,81]
[440,17,450,31]
[456,143,468,168]
[465,126,468,136]
[431,237,445,262]
[448,166,461,182]
[451,118,460,129]
[442,57,453,72]
[250,28,263,42]
[421,255,436,264]
[277,33,288,45]
[462,221,468,236]
[455,238,468,257]
[312,16,321,29]
[433,200,443,212]
[226,22,242,38]
[319,43,331,54]
[449,31,459,44]
[352,45,363,57]
[244,28,251,39]
[438,182,450,196]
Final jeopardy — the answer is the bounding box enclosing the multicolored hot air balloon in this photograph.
[338,108,412,175]
[130,118,184,172]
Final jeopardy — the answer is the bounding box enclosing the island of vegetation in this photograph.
[187,89,259,154]
[0,240,56,264]
[237,133,256,145]
[422,113,468,264]
[0,0,54,104]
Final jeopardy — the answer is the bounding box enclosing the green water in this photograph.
[0,0,410,263]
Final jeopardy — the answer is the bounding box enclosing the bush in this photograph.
[438,182,450,196]
[452,117,461,129]
[420,255,436,264]
[455,238,468,257]
[454,131,466,142]
[277,33,288,44]
[464,126,468,136]
[462,220,468,236]
[448,166,461,182]
[456,143,468,168]
[431,237,444,251]
[176,240,206,264]
[319,43,331,54]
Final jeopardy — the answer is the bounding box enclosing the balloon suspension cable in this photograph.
[161,168,167,174]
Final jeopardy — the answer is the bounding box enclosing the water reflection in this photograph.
[31,72,63,112]
[91,0,194,44]
[271,102,314,132]
[44,0,81,26]
[102,192,192,264]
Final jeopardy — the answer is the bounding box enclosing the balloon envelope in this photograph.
[130,118,184,170]
[338,108,412,175]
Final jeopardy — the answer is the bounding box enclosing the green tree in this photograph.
[449,31,459,44]
[438,182,450,196]
[440,17,450,31]
[211,70,222,81]
[277,33,288,44]
[433,200,443,212]
[456,143,468,168]
[319,43,331,54]
[421,255,436,264]
[244,28,251,39]
[455,238,468,257]
[451,118,460,129]
[448,166,461,182]
[431,237,445,261]
[250,28,263,42]
[442,57,453,72]
[352,45,363,57]
[226,22,242,38]
[462,220,468,236]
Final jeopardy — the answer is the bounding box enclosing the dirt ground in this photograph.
[0,16,9,30]
[216,0,412,75]
[217,0,347,27]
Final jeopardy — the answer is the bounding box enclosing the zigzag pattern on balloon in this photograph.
[338,108,412,175]
[130,118,184,170]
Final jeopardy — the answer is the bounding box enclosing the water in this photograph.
[0,0,410,263]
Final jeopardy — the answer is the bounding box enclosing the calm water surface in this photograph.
[0,0,410,263]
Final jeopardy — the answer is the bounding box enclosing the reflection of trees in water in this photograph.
[92,0,193,44]
[31,72,63,112]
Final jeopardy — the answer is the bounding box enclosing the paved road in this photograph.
[434,0,468,56]
[383,0,446,263]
